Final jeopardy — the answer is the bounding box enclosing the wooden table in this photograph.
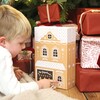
[56,86,100,100]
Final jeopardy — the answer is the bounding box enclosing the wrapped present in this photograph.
[13,59,31,74]
[17,50,32,60]
[76,63,100,92]
[80,36,100,68]
[77,8,100,25]
[34,25,77,89]
[97,55,100,67]
[38,3,60,23]
[78,9,100,35]
[13,50,33,74]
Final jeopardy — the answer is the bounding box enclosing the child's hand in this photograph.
[37,79,58,89]
[14,67,23,81]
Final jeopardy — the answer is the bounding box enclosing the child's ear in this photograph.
[0,37,6,47]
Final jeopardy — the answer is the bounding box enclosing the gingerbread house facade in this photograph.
[34,25,77,89]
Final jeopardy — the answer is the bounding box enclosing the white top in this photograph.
[35,26,77,43]
[0,46,39,95]
[36,60,65,70]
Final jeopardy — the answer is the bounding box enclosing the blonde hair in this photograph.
[0,5,32,40]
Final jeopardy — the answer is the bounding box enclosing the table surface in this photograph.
[56,86,100,100]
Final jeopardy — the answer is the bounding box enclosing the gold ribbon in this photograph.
[46,4,51,23]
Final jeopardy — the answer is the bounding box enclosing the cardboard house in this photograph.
[34,25,77,89]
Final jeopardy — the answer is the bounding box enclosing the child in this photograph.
[0,5,57,96]
[13,67,24,81]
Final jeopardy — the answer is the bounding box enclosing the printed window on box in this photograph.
[43,48,47,56]
[48,34,52,39]
[53,49,58,57]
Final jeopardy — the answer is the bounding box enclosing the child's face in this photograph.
[5,36,28,58]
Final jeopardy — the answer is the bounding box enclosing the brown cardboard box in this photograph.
[34,25,77,89]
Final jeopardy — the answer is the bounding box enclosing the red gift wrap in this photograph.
[38,3,60,23]
[13,59,31,74]
[79,10,100,35]
[76,63,100,92]
[77,8,100,24]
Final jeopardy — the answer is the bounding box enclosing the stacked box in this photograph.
[77,8,100,24]
[76,9,100,92]
[77,8,100,35]
[76,63,100,92]
[80,36,100,68]
[34,25,77,89]
[79,11,100,35]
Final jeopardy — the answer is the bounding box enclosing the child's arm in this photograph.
[37,79,58,89]
[13,67,23,81]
